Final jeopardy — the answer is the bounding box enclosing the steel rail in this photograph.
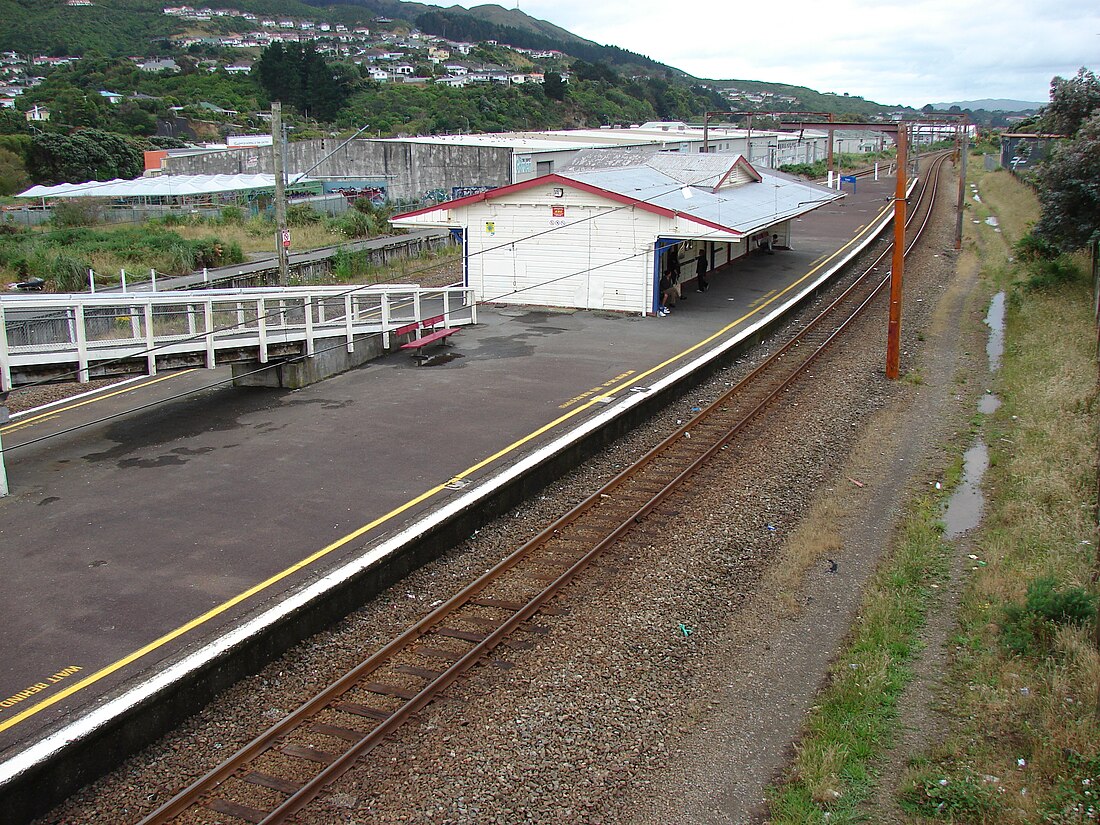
[140,151,951,825]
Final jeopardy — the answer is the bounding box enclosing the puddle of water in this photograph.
[943,291,1007,539]
[978,393,1002,414]
[943,441,990,539]
[985,291,1006,372]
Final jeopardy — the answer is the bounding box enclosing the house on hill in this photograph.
[390,151,842,315]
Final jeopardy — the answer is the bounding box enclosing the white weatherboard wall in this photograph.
[463,183,657,313]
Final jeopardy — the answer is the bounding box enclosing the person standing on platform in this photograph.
[695,250,709,292]
[658,270,675,316]
[670,246,684,301]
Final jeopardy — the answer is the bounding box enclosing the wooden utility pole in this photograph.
[271,101,289,285]
[885,125,908,380]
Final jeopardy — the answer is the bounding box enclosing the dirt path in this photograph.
[858,233,988,822]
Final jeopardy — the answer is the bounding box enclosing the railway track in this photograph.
[140,151,953,825]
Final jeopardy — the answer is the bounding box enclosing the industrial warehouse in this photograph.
[144,122,833,204]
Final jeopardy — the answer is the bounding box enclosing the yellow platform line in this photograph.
[1,371,197,435]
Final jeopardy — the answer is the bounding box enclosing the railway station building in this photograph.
[390,150,843,315]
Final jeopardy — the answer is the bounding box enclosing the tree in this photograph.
[1034,112,1100,251]
[572,60,619,85]
[543,71,566,102]
[254,42,352,123]
[0,109,30,136]
[50,89,108,129]
[0,147,30,195]
[1042,67,1100,136]
[27,128,143,184]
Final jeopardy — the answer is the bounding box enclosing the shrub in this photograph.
[244,216,273,238]
[331,247,357,280]
[51,199,104,227]
[779,161,826,179]
[219,206,244,225]
[1014,232,1060,262]
[999,575,1097,657]
[0,220,25,237]
[335,209,372,239]
[159,242,197,274]
[1018,255,1084,291]
[286,203,322,226]
[49,252,93,292]
[1039,751,1100,823]
[1013,231,1084,290]
[899,765,1005,819]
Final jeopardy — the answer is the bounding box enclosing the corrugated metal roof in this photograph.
[560,152,841,235]
[17,173,319,199]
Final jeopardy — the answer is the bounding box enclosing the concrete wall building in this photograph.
[152,125,831,206]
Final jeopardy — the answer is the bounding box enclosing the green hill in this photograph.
[706,78,908,119]
[0,0,915,129]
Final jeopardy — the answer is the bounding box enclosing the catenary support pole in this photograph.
[955,126,968,250]
[886,125,908,380]
[0,401,8,496]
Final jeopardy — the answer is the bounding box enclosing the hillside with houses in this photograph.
[0,0,1036,200]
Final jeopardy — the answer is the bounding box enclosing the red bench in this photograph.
[396,314,461,365]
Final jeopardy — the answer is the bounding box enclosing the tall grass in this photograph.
[902,164,1098,821]
[0,222,247,288]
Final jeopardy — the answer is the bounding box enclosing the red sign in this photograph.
[551,206,565,218]
[281,229,291,249]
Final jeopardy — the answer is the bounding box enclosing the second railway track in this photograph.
[140,151,953,825]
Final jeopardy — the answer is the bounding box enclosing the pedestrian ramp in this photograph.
[0,284,477,391]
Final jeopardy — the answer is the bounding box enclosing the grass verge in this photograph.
[891,158,1099,825]
[766,494,952,824]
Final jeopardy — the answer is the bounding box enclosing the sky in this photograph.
[416,0,1099,108]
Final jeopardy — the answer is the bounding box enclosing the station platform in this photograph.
[0,169,901,818]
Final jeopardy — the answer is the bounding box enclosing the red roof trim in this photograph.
[392,175,562,219]
[392,172,744,237]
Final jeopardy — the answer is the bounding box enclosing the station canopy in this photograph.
[16,173,320,202]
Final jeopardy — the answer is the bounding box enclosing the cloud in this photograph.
[435,0,1097,106]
